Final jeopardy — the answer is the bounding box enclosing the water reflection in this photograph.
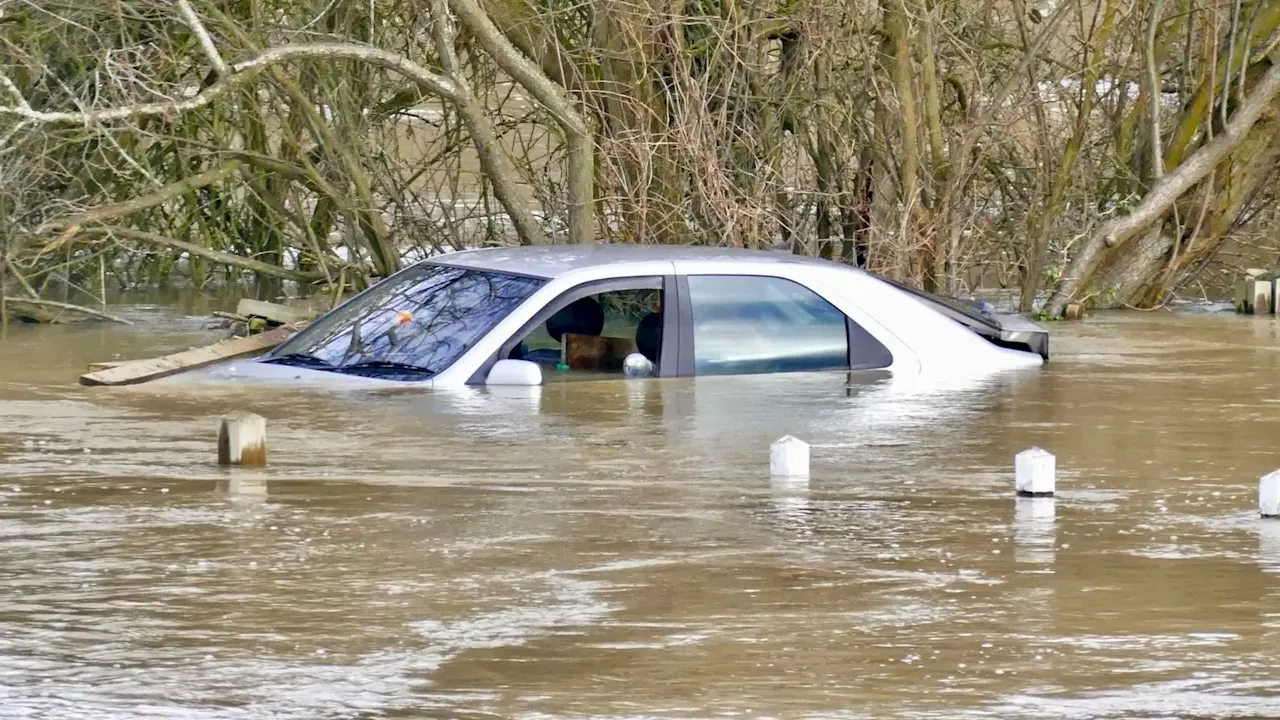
[1257,520,1280,573]
[1013,496,1056,566]
[1259,522,1280,641]
[768,475,813,536]
[217,474,268,503]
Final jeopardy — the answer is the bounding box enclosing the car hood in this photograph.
[159,357,432,387]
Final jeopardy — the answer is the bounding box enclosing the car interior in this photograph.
[507,288,664,378]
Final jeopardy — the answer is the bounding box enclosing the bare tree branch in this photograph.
[427,0,549,246]
[447,0,594,244]
[36,160,245,252]
[176,0,229,76]
[1146,0,1166,179]
[0,75,31,110]
[1,297,134,325]
[0,43,457,125]
[87,227,327,284]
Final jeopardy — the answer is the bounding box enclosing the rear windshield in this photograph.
[266,263,545,378]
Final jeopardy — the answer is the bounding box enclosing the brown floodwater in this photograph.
[3,302,1280,719]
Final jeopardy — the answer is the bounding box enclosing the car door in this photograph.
[671,271,895,378]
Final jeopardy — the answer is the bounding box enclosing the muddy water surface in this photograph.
[3,306,1280,719]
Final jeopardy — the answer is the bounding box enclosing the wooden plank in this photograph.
[78,322,308,387]
[235,298,315,325]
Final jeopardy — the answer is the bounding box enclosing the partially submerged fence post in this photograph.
[218,411,266,466]
[1015,447,1055,497]
[1261,470,1280,519]
[770,436,810,479]
[1234,269,1275,314]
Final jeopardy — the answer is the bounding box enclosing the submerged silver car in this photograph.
[196,245,1047,387]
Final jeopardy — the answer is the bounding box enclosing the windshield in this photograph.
[265,263,545,380]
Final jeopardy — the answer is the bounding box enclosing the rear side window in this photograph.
[686,275,889,376]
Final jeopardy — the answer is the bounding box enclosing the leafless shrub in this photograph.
[3,0,1280,319]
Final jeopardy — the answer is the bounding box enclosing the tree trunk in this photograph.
[449,0,595,244]
[889,0,922,239]
[1019,0,1116,312]
[1045,56,1280,318]
[1095,224,1175,306]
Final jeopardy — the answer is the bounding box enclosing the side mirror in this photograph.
[485,359,543,386]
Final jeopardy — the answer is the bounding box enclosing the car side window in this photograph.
[686,275,889,376]
[500,283,668,381]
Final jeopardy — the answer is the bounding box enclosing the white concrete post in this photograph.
[1260,470,1280,518]
[770,436,809,479]
[1235,270,1271,313]
[1254,279,1275,314]
[1015,447,1055,497]
[218,411,266,466]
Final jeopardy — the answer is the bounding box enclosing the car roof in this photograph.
[421,244,1015,340]
[426,244,850,280]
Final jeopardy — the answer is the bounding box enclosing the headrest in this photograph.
[546,296,605,342]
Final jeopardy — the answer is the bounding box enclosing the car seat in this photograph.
[635,312,662,364]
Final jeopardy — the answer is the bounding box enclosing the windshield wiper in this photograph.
[262,352,334,368]
[336,360,435,377]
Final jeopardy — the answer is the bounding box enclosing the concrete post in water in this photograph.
[1015,447,1055,497]
[218,411,266,466]
[1253,279,1275,314]
[1234,270,1274,314]
[1260,470,1280,518]
[770,435,809,479]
